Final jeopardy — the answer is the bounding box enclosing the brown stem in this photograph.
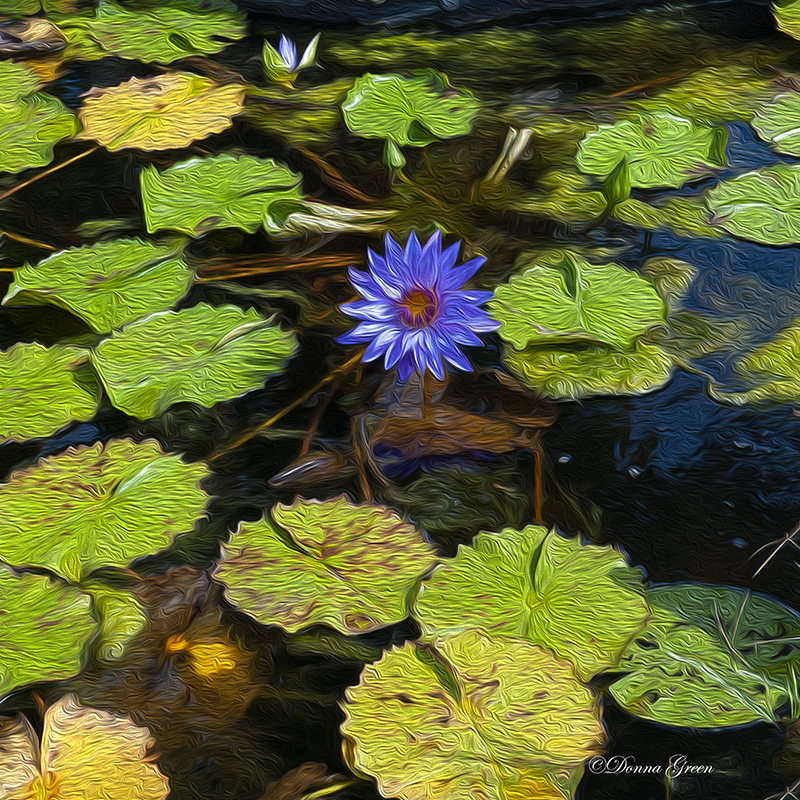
[298,377,342,456]
[207,349,366,462]
[196,252,363,281]
[297,146,377,204]
[532,434,545,524]
[0,146,98,205]
[0,229,58,250]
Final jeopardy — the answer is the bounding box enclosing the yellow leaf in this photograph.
[0,694,170,800]
[76,72,245,151]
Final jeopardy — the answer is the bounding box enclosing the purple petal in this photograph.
[348,267,388,302]
[396,353,416,381]
[438,241,461,273]
[340,299,396,322]
[279,34,297,70]
[438,335,474,372]
[362,327,401,361]
[405,231,422,266]
[383,332,407,369]
[438,256,487,291]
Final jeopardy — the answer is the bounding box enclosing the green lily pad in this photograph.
[85,1,246,64]
[4,239,193,334]
[83,583,148,662]
[505,340,676,400]
[577,112,722,189]
[91,303,296,419]
[609,583,799,727]
[76,72,245,152]
[752,93,800,156]
[705,163,800,245]
[0,60,41,103]
[0,569,96,698]
[0,343,100,444]
[489,251,667,350]
[725,317,800,404]
[414,526,649,680]
[612,196,723,239]
[0,439,209,582]
[774,0,800,41]
[342,71,480,147]
[0,94,78,174]
[140,154,306,237]
[218,497,437,635]
[342,630,603,800]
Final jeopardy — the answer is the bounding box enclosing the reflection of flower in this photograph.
[339,231,499,381]
[263,34,320,86]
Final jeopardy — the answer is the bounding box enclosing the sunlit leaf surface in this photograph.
[85,0,246,64]
[705,163,800,245]
[218,497,437,634]
[0,439,209,582]
[4,239,193,333]
[342,71,480,146]
[92,303,296,418]
[415,525,649,679]
[0,694,170,800]
[752,92,800,155]
[0,60,41,103]
[342,629,603,800]
[490,251,667,349]
[76,72,245,151]
[0,570,96,698]
[577,112,722,188]
[0,94,78,173]
[140,154,306,236]
[0,343,100,443]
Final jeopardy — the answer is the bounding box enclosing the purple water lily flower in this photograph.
[263,34,320,85]
[338,231,500,381]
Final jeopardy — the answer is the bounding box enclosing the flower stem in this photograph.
[207,349,365,462]
[532,433,545,524]
[0,146,98,205]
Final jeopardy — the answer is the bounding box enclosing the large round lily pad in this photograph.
[342,71,480,147]
[3,239,193,333]
[0,439,209,582]
[91,303,296,419]
[609,583,799,727]
[342,630,603,800]
[489,251,667,350]
[76,72,245,151]
[218,497,437,634]
[0,693,170,800]
[705,163,800,245]
[0,570,96,699]
[504,340,676,400]
[140,154,306,236]
[0,94,78,174]
[577,112,722,189]
[86,1,246,64]
[415,525,649,680]
[0,343,100,443]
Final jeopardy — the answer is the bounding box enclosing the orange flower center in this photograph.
[400,289,438,327]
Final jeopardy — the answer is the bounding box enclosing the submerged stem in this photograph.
[207,348,365,462]
[0,146,98,205]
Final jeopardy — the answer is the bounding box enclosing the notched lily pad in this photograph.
[76,72,245,151]
[0,438,209,582]
[342,629,604,800]
[91,303,296,419]
[0,343,100,444]
[0,570,96,698]
[140,154,306,236]
[4,239,193,333]
[577,112,724,189]
[752,92,800,156]
[489,251,667,350]
[342,71,480,147]
[218,497,437,634]
[414,525,649,680]
[0,93,78,174]
[0,693,170,800]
